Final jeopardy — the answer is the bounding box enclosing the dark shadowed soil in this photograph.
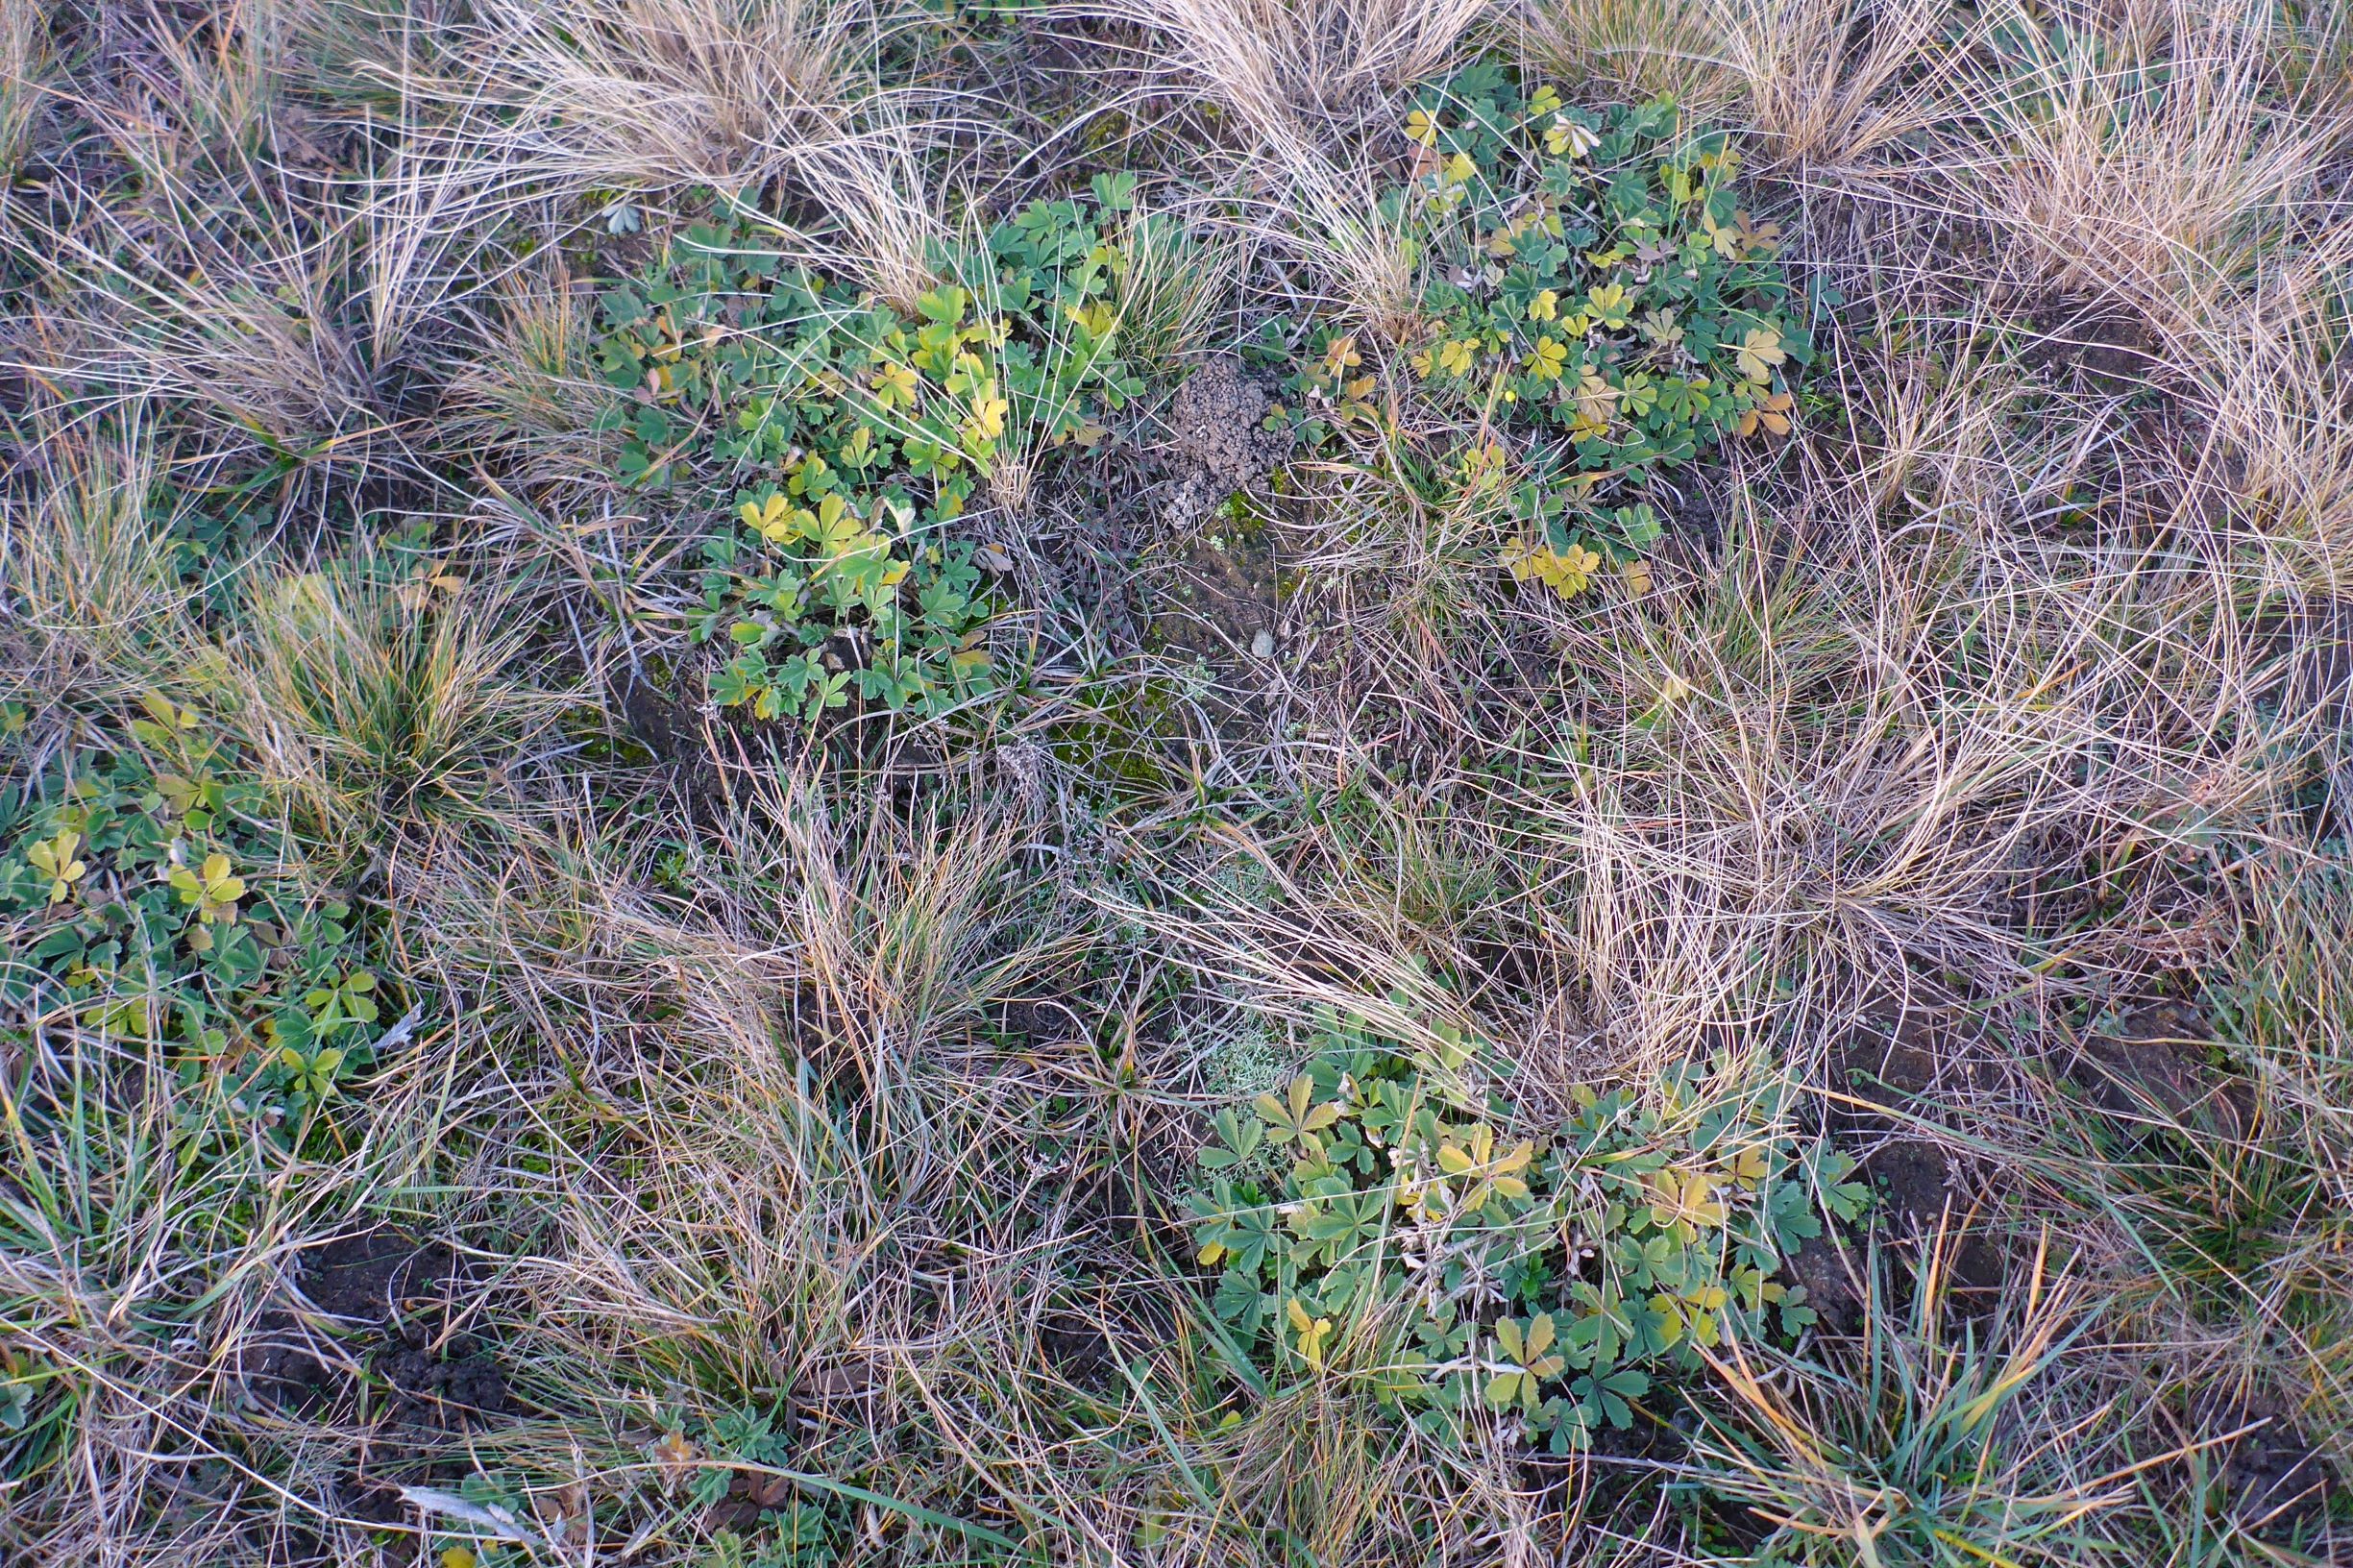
[2065,996,2250,1132]
[1817,995,2009,1317]
[244,1228,510,1427]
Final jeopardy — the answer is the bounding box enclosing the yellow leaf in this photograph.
[742,493,795,543]
[1574,369,1618,427]
[1649,1293,1686,1350]
[1735,328,1785,384]
[139,692,199,732]
[1287,1299,1333,1368]
[1503,538,1600,600]
[1546,115,1599,159]
[1650,1168,1728,1231]
[971,395,1008,441]
[652,1429,697,1484]
[1736,388,1795,438]
[871,359,919,409]
[29,830,87,902]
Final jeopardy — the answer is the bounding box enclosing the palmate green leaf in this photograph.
[913,285,967,326]
[1089,169,1137,211]
[1282,73,1807,601]
[1197,1107,1264,1170]
[589,197,1152,725]
[1356,1087,1404,1146]
[1486,1314,1566,1412]
[916,576,971,630]
[6,722,401,1160]
[1184,999,1867,1443]
[1323,1118,1376,1174]
[850,660,925,711]
[1213,1267,1268,1332]
[783,662,850,720]
[709,658,763,709]
[1570,1366,1649,1431]
[1253,1074,1342,1151]
[1768,1172,1830,1248]
[1218,1205,1280,1278]
[1287,1189,1387,1269]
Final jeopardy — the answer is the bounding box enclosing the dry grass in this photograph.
[439,266,624,491]
[1527,0,1965,164]
[1523,0,1738,112]
[1093,0,1496,142]
[0,0,52,181]
[379,0,877,197]
[205,561,555,854]
[3,0,2349,1561]
[1964,0,2353,350]
[7,205,392,479]
[2,408,193,693]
